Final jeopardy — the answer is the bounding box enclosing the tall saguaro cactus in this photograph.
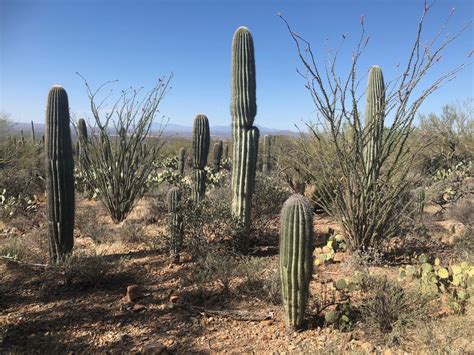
[192,114,210,201]
[213,140,223,172]
[231,26,259,245]
[167,187,183,262]
[262,134,272,173]
[364,65,385,183]
[279,194,313,329]
[178,147,186,176]
[77,118,88,168]
[30,121,36,143]
[45,85,75,263]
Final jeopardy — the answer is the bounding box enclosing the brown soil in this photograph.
[0,197,473,354]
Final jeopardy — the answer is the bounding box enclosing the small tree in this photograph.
[78,75,172,222]
[279,1,471,251]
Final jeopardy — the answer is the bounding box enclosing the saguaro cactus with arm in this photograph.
[230,26,259,250]
[45,85,75,263]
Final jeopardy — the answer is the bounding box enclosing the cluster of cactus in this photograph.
[167,187,184,262]
[279,194,313,329]
[213,140,223,172]
[192,114,210,201]
[45,85,75,263]
[314,232,347,266]
[178,147,186,176]
[398,254,474,314]
[230,26,259,244]
[363,65,385,183]
[262,134,272,173]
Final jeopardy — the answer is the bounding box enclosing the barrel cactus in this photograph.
[167,187,183,262]
[178,147,186,176]
[364,65,385,182]
[213,140,223,172]
[45,85,75,263]
[280,194,313,329]
[262,134,272,173]
[192,114,210,201]
[230,26,259,249]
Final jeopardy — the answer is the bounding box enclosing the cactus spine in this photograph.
[364,66,385,183]
[231,27,259,244]
[167,187,183,262]
[192,114,210,201]
[178,147,186,176]
[45,85,75,263]
[213,140,223,172]
[279,194,313,329]
[262,134,272,173]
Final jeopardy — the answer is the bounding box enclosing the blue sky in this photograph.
[1,0,472,130]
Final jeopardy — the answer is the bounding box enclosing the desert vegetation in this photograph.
[0,2,472,353]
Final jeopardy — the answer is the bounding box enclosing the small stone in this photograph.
[125,285,141,303]
[132,304,146,312]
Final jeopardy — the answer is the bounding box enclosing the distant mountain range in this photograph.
[8,121,297,139]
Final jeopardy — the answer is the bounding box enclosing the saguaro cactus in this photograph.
[30,121,36,143]
[213,140,223,172]
[414,188,425,221]
[45,85,75,263]
[364,65,385,182]
[167,187,183,262]
[231,26,259,245]
[224,143,229,160]
[279,194,313,329]
[192,114,210,201]
[262,134,272,173]
[178,147,186,176]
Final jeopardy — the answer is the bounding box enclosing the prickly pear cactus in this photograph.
[45,85,75,263]
[178,147,186,176]
[167,187,183,261]
[364,65,385,182]
[192,114,210,201]
[213,140,223,172]
[231,26,260,248]
[279,194,314,329]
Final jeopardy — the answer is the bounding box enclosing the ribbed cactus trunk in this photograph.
[279,194,313,329]
[213,140,223,172]
[167,187,183,262]
[45,85,75,263]
[30,121,36,143]
[414,188,425,221]
[77,118,88,169]
[178,147,186,176]
[224,144,229,160]
[192,114,210,201]
[231,27,259,249]
[262,134,272,174]
[364,66,385,183]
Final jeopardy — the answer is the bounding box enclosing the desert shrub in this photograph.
[75,206,109,243]
[117,220,146,244]
[359,274,430,345]
[417,99,473,176]
[77,75,171,223]
[54,250,111,287]
[251,173,291,243]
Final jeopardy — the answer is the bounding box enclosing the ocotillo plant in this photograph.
[178,147,186,176]
[167,187,183,262]
[30,121,36,143]
[231,26,259,249]
[363,65,385,183]
[45,85,75,263]
[262,134,272,173]
[213,140,223,172]
[279,194,313,330]
[192,114,210,201]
